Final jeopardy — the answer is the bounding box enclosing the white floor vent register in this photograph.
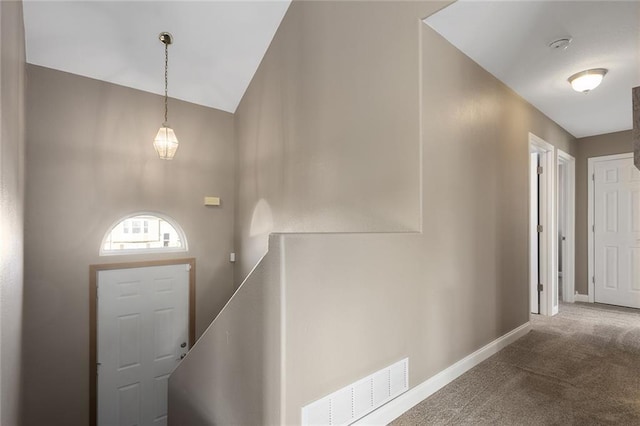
[301,358,409,426]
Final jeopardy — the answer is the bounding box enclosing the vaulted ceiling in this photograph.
[23,0,291,113]
[24,1,639,138]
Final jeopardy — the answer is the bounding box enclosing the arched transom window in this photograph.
[100,213,188,255]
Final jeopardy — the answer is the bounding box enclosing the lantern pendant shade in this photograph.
[154,124,179,160]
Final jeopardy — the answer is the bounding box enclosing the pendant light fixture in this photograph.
[153,32,179,160]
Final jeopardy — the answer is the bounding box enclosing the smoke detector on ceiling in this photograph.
[548,37,572,50]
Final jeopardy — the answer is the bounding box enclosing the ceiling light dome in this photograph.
[568,68,607,93]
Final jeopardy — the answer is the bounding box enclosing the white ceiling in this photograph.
[425,1,640,138]
[23,0,291,113]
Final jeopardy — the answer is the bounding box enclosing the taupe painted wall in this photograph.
[232,2,576,422]
[23,65,236,426]
[233,0,576,285]
[0,1,26,425]
[169,237,282,426]
[233,1,423,283]
[574,130,633,294]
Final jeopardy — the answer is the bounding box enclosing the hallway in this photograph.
[392,303,640,425]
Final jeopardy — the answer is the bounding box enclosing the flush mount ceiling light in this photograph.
[568,68,608,93]
[153,32,179,160]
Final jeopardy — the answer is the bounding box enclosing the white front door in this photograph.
[97,264,190,426]
[594,156,640,308]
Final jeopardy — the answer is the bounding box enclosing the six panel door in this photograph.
[594,157,640,309]
[97,264,190,426]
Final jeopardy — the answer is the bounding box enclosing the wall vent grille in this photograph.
[301,358,409,426]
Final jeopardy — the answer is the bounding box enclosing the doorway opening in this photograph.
[89,258,196,426]
[529,133,557,316]
[557,149,576,304]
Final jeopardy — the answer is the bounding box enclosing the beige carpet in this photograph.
[391,303,640,425]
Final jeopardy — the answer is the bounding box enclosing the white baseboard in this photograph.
[353,322,531,426]
[574,294,590,303]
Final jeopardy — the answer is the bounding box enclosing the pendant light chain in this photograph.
[164,41,169,125]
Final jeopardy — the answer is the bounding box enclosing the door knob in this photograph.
[179,353,186,360]
[180,342,186,348]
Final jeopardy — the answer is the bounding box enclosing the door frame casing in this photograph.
[557,149,576,303]
[529,133,557,316]
[89,258,196,426]
[587,152,633,303]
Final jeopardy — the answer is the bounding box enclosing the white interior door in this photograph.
[529,133,557,316]
[530,152,540,314]
[98,264,190,426]
[594,157,640,308]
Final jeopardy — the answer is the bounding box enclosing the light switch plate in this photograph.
[204,196,220,206]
